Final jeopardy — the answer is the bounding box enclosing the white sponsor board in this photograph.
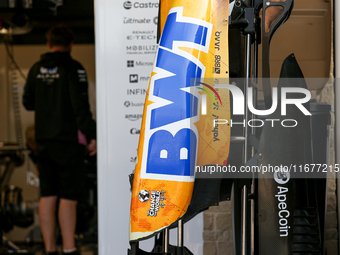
[95,1,203,254]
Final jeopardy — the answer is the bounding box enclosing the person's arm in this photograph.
[22,66,37,110]
[87,139,97,156]
[68,63,97,154]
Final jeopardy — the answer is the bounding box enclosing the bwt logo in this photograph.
[140,7,213,181]
[200,85,311,116]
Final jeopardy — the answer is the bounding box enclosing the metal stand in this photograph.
[177,220,184,255]
[163,228,169,254]
[229,1,259,254]
[229,0,294,254]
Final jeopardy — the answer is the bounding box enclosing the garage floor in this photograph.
[0,243,98,255]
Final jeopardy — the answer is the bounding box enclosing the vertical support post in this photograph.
[242,185,248,255]
[130,242,138,255]
[241,33,253,255]
[177,219,184,255]
[335,0,340,253]
[250,179,255,255]
[244,33,252,164]
[250,19,259,255]
[163,228,169,253]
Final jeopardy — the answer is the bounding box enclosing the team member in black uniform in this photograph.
[23,25,96,255]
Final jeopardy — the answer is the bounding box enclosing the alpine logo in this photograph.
[40,67,58,74]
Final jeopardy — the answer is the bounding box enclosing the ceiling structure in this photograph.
[0,0,94,44]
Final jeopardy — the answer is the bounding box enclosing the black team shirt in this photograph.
[23,52,96,143]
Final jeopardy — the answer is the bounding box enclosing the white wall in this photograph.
[94,0,203,254]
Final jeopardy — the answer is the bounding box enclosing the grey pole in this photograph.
[178,219,184,255]
[335,0,340,253]
[163,228,169,253]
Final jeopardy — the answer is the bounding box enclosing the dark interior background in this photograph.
[0,0,94,44]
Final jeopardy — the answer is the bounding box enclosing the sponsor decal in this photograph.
[126,114,143,121]
[127,60,134,67]
[124,1,159,9]
[147,190,166,217]
[274,167,290,185]
[127,34,157,40]
[127,89,147,95]
[77,69,87,82]
[135,61,153,66]
[127,60,154,67]
[132,30,155,34]
[197,83,222,141]
[214,31,221,51]
[214,55,221,74]
[130,74,138,83]
[214,31,221,73]
[130,156,137,163]
[129,74,150,83]
[124,101,145,107]
[138,190,150,202]
[140,76,150,82]
[274,166,291,237]
[36,73,60,80]
[198,82,223,115]
[40,67,58,74]
[126,45,158,55]
[123,1,132,9]
[212,114,219,142]
[130,2,232,241]
[124,17,151,24]
[37,66,60,84]
[130,128,141,134]
[140,7,213,181]
[153,16,158,25]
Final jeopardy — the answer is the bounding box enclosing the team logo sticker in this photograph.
[274,166,290,185]
[138,190,150,202]
[147,190,166,217]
